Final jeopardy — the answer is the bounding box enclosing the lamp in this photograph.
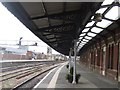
[93,13,102,22]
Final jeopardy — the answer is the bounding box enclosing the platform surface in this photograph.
[33,62,119,90]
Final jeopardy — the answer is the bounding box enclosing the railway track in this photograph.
[1,63,43,73]
[0,64,46,82]
[0,63,43,77]
[1,61,63,89]
[11,65,59,90]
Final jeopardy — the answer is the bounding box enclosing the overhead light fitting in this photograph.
[93,13,102,22]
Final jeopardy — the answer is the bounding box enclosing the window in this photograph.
[108,45,111,68]
[119,43,120,65]
[97,49,100,66]
[91,52,93,64]
[108,44,114,69]
[111,44,114,69]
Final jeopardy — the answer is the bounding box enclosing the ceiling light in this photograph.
[93,13,102,22]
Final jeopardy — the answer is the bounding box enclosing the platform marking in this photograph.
[33,67,57,89]
[47,62,67,88]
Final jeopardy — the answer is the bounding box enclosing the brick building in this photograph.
[79,26,120,81]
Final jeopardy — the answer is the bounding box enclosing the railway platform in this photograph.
[33,62,119,89]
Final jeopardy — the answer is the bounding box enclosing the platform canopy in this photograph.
[2,1,106,55]
[77,0,120,54]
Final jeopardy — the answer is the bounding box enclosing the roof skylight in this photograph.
[84,36,92,40]
[79,45,83,47]
[91,27,103,33]
[91,16,94,19]
[79,37,83,40]
[81,42,86,44]
[80,33,86,37]
[96,8,107,14]
[105,6,120,20]
[96,19,113,28]
[82,28,89,33]
[78,0,119,51]
[102,0,114,5]
[86,21,95,27]
[83,39,89,42]
[77,42,79,45]
[78,46,82,50]
[87,32,96,37]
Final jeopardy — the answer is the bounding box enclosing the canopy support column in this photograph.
[72,40,77,84]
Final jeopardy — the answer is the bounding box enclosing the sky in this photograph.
[0,3,59,54]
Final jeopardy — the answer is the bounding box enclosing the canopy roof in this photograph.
[3,1,119,55]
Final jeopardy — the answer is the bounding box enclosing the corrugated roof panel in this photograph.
[66,2,81,11]
[44,2,63,14]
[20,2,45,17]
[33,18,49,28]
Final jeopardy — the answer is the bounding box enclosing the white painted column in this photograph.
[102,47,106,76]
[72,40,77,84]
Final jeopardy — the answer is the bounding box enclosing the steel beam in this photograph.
[31,10,81,20]
[37,23,75,31]
[41,2,51,26]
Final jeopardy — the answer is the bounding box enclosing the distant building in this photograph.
[0,46,33,60]
[0,46,27,55]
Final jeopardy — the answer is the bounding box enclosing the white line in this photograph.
[47,62,67,88]
[33,67,57,89]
